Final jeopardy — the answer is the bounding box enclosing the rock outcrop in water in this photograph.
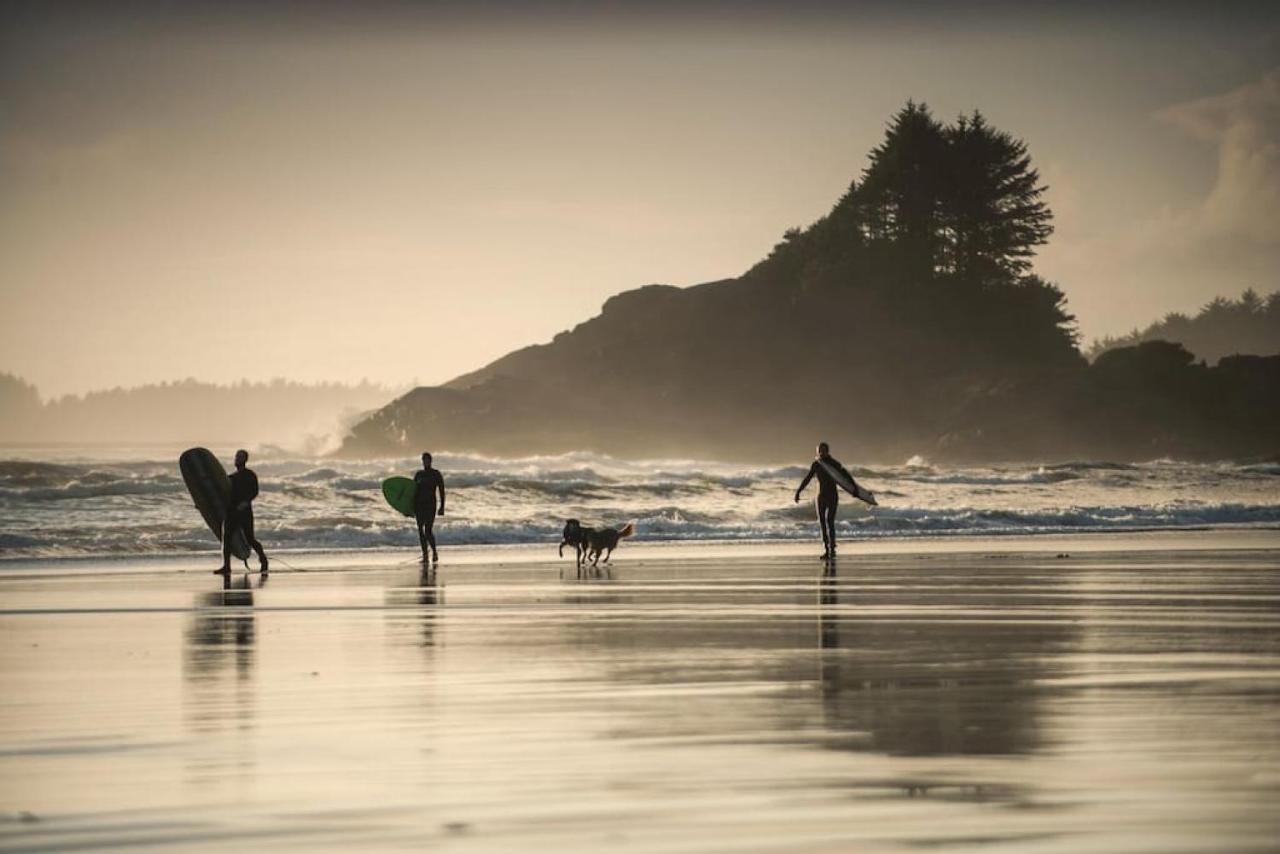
[340,104,1280,463]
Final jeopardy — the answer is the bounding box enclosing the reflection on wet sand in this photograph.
[817,565,1073,757]
[385,565,442,647]
[184,574,256,786]
[542,557,1070,765]
[3,544,1278,851]
[561,560,613,582]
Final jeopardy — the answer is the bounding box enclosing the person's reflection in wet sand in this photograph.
[189,574,255,677]
[815,567,1079,759]
[819,572,840,652]
[184,572,257,785]
[416,566,439,647]
[386,566,442,647]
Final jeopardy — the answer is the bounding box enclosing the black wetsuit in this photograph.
[796,455,855,555]
[224,467,268,569]
[413,467,446,560]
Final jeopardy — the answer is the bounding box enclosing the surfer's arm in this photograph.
[437,474,446,514]
[795,463,817,502]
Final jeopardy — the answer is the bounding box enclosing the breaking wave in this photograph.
[1,449,1277,558]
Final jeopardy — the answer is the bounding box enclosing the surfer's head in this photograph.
[421,452,433,468]
[817,442,829,457]
[234,449,249,469]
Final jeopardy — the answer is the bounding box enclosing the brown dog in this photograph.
[560,519,635,568]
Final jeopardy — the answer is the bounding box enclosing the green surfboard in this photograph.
[382,476,417,517]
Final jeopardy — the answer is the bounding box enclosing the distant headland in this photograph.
[338,103,1278,463]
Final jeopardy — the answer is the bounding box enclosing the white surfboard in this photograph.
[817,458,877,506]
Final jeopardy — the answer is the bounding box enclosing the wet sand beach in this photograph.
[2,533,1279,851]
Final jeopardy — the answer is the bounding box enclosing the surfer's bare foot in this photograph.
[259,557,269,573]
[820,551,830,561]
[214,566,230,575]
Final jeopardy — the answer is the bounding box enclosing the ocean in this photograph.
[1,446,1278,559]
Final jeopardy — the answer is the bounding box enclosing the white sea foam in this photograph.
[0,449,1277,558]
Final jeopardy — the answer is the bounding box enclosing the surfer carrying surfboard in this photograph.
[218,449,268,574]
[413,452,446,564]
[795,442,874,560]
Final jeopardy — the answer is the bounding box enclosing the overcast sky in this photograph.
[2,1,1277,397]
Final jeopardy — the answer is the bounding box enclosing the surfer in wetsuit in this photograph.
[414,452,446,564]
[218,449,268,574]
[795,442,856,560]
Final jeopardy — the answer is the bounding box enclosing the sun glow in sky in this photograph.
[2,1,1277,396]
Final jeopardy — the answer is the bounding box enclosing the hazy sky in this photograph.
[3,1,1277,397]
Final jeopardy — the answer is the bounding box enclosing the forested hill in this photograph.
[341,104,1279,463]
[1088,289,1280,364]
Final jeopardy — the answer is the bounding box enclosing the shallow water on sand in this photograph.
[2,544,1279,851]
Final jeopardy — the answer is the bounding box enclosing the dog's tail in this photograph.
[617,522,636,539]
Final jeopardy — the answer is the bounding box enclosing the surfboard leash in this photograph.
[265,555,306,572]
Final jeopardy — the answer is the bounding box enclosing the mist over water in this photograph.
[1,447,1278,559]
